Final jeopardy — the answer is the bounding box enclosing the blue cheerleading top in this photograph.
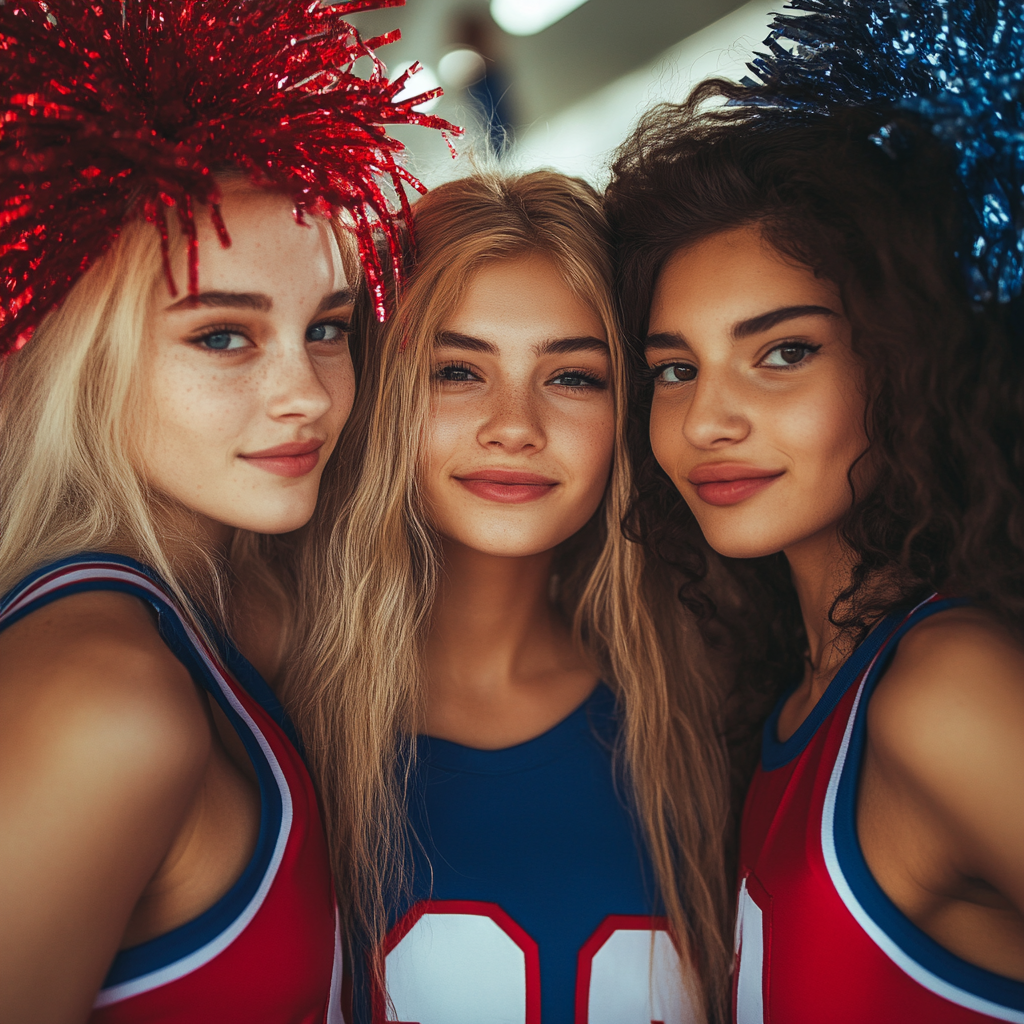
[349,683,697,1024]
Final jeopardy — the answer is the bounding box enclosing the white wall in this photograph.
[510,0,779,184]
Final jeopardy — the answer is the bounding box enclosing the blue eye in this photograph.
[199,330,248,351]
[436,363,478,382]
[307,321,349,342]
[551,371,604,388]
[656,363,696,383]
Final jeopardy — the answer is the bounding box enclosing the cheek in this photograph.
[552,398,615,495]
[139,350,254,472]
[321,352,357,438]
[781,380,866,491]
[648,396,687,485]
[424,396,477,477]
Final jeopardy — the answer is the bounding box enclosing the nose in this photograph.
[264,337,335,424]
[681,367,751,450]
[477,381,546,453]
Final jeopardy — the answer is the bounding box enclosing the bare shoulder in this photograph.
[867,607,1024,787]
[0,590,212,784]
[0,592,216,1020]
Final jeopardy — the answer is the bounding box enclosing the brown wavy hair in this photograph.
[606,81,1024,788]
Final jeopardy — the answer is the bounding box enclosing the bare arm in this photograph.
[0,592,212,1024]
[864,610,1024,969]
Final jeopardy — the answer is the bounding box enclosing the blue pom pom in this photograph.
[743,0,1024,303]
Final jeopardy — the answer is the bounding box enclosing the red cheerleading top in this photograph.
[734,594,1024,1024]
[0,553,343,1024]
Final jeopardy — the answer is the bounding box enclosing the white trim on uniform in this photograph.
[0,562,294,1007]
[820,597,1024,1024]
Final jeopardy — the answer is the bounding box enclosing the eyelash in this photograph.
[760,340,821,369]
[188,317,352,351]
[433,362,607,389]
[189,323,248,351]
[644,361,690,386]
[549,367,607,389]
[646,341,823,384]
[435,361,478,382]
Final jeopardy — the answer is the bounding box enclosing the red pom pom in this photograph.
[0,0,462,353]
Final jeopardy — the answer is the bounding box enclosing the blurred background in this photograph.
[346,0,781,188]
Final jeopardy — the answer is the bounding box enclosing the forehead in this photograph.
[649,225,840,335]
[447,254,605,343]
[162,188,347,300]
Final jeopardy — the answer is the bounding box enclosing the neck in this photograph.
[784,525,856,697]
[422,537,600,747]
[426,540,565,699]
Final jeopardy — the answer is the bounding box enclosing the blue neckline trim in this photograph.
[418,682,617,774]
[760,610,907,771]
[830,595,1024,1011]
[0,553,295,988]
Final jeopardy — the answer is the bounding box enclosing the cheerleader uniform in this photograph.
[350,683,695,1024]
[0,553,343,1024]
[734,594,1024,1023]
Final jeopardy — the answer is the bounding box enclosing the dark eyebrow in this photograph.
[536,336,609,357]
[645,331,688,351]
[165,291,272,313]
[732,304,841,339]
[435,332,609,357]
[315,288,355,315]
[435,330,499,355]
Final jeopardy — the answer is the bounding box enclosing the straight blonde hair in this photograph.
[288,170,734,1021]
[0,218,225,617]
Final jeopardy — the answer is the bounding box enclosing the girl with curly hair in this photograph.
[605,5,1024,1017]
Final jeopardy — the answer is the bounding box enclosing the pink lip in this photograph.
[687,462,784,507]
[239,439,324,479]
[456,469,559,504]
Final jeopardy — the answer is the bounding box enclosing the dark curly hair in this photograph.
[606,80,1024,787]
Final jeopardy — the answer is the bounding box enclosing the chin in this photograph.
[225,500,318,536]
[695,519,790,561]
[446,524,568,559]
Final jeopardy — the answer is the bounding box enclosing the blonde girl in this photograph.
[0,2,446,1019]
[291,171,733,1024]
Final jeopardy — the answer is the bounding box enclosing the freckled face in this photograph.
[137,187,355,540]
[646,225,868,559]
[422,254,615,558]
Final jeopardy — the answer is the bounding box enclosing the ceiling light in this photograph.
[490,0,590,36]
[438,48,487,90]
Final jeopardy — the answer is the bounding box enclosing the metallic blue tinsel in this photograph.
[742,0,1024,303]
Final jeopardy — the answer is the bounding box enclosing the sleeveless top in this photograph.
[0,553,344,1024]
[734,594,1024,1024]
[350,684,695,1024]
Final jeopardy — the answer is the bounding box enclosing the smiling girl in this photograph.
[288,171,733,1024]
[0,3,449,1021]
[606,30,1024,1024]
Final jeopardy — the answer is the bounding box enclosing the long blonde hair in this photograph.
[289,170,732,1021]
[0,218,224,615]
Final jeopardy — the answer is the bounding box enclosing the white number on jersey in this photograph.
[382,901,539,1024]
[577,915,697,1024]
[379,904,694,1024]
[734,877,766,1024]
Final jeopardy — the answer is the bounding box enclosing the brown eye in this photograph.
[657,363,697,383]
[761,342,819,368]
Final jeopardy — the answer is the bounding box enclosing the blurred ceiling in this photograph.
[346,0,752,129]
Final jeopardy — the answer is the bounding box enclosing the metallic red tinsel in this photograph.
[0,0,462,352]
